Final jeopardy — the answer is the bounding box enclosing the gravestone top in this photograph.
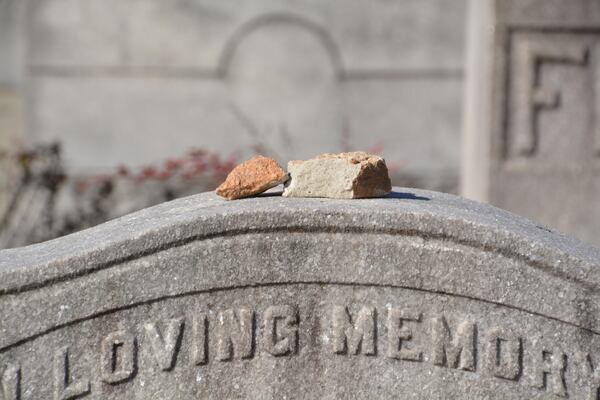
[1,187,600,399]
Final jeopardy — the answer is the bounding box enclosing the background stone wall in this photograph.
[2,0,466,187]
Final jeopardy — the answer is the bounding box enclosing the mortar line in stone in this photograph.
[0,226,596,296]
[28,65,464,81]
[1,281,598,355]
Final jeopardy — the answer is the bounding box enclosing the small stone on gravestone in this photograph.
[216,155,287,200]
[283,152,392,199]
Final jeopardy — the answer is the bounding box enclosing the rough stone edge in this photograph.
[0,187,599,295]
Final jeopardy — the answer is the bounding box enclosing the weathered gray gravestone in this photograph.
[1,187,600,399]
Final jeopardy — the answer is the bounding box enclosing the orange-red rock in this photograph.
[216,155,288,200]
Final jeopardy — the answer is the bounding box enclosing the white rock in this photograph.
[282,152,392,199]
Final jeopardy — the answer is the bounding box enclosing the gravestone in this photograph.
[1,187,600,398]
[462,0,600,246]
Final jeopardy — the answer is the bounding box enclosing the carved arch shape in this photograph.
[217,13,344,79]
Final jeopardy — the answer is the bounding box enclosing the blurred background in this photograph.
[0,0,599,248]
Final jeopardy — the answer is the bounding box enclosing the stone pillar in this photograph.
[460,0,493,202]
[461,0,600,246]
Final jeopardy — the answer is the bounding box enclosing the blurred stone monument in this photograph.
[463,0,600,246]
[19,0,465,190]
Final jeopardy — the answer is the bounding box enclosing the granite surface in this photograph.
[1,187,599,399]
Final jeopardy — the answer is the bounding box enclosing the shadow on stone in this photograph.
[386,191,430,201]
[255,189,431,200]
[251,185,283,197]
[256,189,284,197]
